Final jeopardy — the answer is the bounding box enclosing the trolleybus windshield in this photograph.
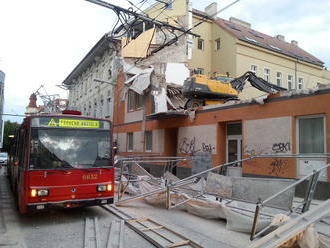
[29,128,111,170]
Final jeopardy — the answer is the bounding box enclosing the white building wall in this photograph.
[177,124,217,154]
[68,49,115,120]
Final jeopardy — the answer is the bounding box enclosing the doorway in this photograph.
[226,123,242,176]
[164,128,178,175]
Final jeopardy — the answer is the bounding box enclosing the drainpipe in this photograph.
[295,59,298,89]
[186,0,193,60]
[142,94,147,151]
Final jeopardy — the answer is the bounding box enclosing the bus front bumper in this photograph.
[27,197,114,211]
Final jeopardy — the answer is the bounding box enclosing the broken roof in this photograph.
[192,9,324,67]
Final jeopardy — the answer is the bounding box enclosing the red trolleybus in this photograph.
[8,112,114,214]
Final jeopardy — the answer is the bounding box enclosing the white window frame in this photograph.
[288,75,293,90]
[197,39,204,50]
[264,68,270,82]
[226,122,242,165]
[195,68,204,75]
[251,65,258,74]
[296,115,326,154]
[215,38,221,50]
[296,115,327,180]
[298,77,304,89]
[276,72,282,86]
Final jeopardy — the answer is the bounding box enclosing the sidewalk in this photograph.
[0,171,27,247]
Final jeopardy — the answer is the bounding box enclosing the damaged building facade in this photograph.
[145,1,330,99]
[114,81,330,197]
[62,1,330,195]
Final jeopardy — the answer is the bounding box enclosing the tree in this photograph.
[3,121,20,153]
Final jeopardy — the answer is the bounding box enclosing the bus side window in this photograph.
[30,130,39,168]
[17,129,26,169]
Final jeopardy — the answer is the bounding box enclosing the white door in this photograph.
[227,135,242,163]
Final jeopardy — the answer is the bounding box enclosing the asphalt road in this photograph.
[0,167,152,248]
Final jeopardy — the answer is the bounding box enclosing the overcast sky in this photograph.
[0,0,329,123]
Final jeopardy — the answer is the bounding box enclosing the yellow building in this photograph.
[145,1,330,98]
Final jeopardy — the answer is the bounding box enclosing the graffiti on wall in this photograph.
[269,159,289,176]
[244,145,268,156]
[272,142,290,153]
[244,141,291,156]
[178,137,215,154]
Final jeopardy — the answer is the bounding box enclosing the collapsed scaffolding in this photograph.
[114,154,330,247]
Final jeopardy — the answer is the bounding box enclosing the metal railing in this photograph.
[114,153,330,241]
[250,163,330,240]
[162,154,330,240]
[115,156,192,204]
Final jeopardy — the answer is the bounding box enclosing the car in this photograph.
[0,152,8,166]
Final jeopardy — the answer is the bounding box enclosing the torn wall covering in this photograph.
[121,28,156,58]
[123,61,154,95]
[152,87,167,113]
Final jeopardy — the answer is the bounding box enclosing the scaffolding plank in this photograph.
[250,199,330,248]
[107,220,125,248]
[102,206,203,248]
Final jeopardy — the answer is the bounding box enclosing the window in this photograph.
[108,69,112,80]
[30,128,111,169]
[151,95,155,114]
[227,123,242,136]
[264,68,270,82]
[165,1,173,9]
[298,77,304,89]
[288,75,293,90]
[136,94,143,109]
[245,36,258,43]
[276,72,282,86]
[197,39,204,50]
[128,90,135,111]
[215,39,221,50]
[269,45,281,51]
[251,65,258,74]
[299,116,324,154]
[127,133,133,151]
[127,90,143,112]
[225,23,241,31]
[145,131,153,152]
[195,68,204,75]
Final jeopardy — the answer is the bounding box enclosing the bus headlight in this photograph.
[107,184,112,191]
[97,185,107,192]
[31,189,49,197]
[31,189,37,197]
[37,189,49,196]
[37,189,49,197]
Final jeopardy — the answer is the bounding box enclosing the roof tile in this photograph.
[192,9,324,66]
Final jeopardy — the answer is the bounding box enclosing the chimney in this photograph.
[204,2,218,17]
[275,34,285,41]
[291,40,298,46]
[229,17,251,28]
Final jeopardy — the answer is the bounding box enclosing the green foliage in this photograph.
[3,120,20,153]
